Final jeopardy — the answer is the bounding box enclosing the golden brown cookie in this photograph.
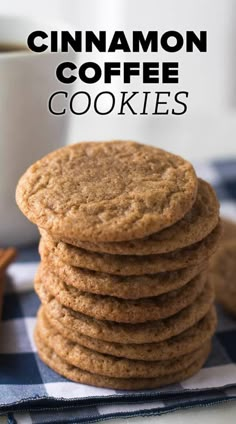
[16,141,198,242]
[39,278,214,344]
[35,332,210,390]
[35,264,207,323]
[41,305,216,361]
[40,244,206,299]
[222,218,236,243]
[48,179,219,255]
[35,315,210,379]
[40,222,221,275]
[210,239,236,316]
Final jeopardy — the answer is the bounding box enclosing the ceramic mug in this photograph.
[0,15,75,246]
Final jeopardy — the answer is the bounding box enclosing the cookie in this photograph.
[35,315,210,378]
[221,218,236,243]
[35,332,210,390]
[48,179,219,255]
[40,279,214,344]
[210,239,236,316]
[35,264,207,323]
[16,141,198,242]
[40,244,206,299]
[41,305,216,361]
[40,222,221,275]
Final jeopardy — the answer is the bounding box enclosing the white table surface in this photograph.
[1,400,236,423]
[103,401,236,423]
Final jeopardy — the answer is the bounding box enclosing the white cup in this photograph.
[0,15,76,246]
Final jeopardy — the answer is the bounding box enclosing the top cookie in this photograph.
[16,141,197,242]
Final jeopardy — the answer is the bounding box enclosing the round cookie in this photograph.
[210,239,236,316]
[35,332,210,390]
[35,315,210,379]
[40,223,221,275]
[48,179,219,255]
[40,245,206,299]
[35,265,207,323]
[16,141,198,243]
[40,279,214,344]
[41,306,217,361]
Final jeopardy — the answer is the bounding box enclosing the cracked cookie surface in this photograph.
[16,141,197,242]
[49,179,219,255]
[35,331,210,389]
[35,313,210,379]
[40,306,216,361]
[39,278,214,343]
[35,264,207,323]
[40,222,221,275]
[40,243,206,299]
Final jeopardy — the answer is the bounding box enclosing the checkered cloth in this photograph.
[1,159,236,424]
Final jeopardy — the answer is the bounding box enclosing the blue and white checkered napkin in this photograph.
[2,160,236,424]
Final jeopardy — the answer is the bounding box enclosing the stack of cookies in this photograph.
[16,141,221,390]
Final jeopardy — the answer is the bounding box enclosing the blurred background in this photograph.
[0,0,235,161]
